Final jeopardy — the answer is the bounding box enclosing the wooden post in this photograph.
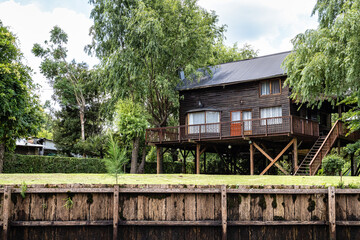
[196,144,201,174]
[156,146,163,174]
[221,185,227,240]
[250,143,254,175]
[113,185,119,240]
[293,137,298,173]
[337,140,341,155]
[328,186,336,240]
[3,186,12,240]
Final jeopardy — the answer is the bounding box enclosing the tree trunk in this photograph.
[0,143,4,173]
[137,145,147,174]
[130,137,140,173]
[79,103,86,141]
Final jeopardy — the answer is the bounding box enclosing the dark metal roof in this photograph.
[179,51,290,91]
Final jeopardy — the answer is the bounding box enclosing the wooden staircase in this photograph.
[294,120,343,176]
[294,136,326,175]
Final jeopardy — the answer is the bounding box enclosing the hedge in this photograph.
[4,153,107,173]
[3,154,195,174]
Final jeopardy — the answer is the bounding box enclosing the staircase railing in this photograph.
[309,120,342,175]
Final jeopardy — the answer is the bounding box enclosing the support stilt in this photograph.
[250,143,254,175]
[156,146,163,174]
[196,144,201,174]
[293,138,298,173]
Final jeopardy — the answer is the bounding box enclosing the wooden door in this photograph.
[231,110,252,136]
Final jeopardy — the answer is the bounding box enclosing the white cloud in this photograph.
[0,0,98,104]
[198,0,319,55]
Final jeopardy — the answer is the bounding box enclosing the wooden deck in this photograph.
[146,116,319,144]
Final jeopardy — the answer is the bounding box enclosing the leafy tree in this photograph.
[88,0,225,127]
[283,0,360,123]
[0,20,43,172]
[74,134,108,158]
[115,99,148,173]
[32,26,91,141]
[210,41,258,65]
[33,26,106,155]
[36,100,55,140]
[103,135,129,184]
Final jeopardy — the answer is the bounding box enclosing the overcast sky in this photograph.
[0,0,319,104]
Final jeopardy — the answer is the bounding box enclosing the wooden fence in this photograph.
[0,184,360,239]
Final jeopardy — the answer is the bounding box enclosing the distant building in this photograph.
[15,138,57,156]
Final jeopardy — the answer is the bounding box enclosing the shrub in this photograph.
[322,154,345,176]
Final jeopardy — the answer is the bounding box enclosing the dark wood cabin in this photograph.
[146,52,360,175]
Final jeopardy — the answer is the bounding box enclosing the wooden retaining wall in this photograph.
[0,184,359,239]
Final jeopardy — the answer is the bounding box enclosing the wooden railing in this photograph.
[309,120,342,176]
[146,116,319,144]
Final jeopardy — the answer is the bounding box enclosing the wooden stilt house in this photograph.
[146,52,360,175]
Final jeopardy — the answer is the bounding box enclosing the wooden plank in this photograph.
[239,193,251,221]
[312,193,327,221]
[184,186,196,221]
[227,221,326,225]
[328,186,336,240]
[11,188,114,193]
[118,220,222,226]
[221,185,227,240]
[29,193,45,221]
[283,194,295,221]
[227,188,328,194]
[262,194,273,221]
[336,221,360,226]
[3,187,11,240]
[335,189,360,194]
[113,185,119,240]
[273,194,284,220]
[11,220,113,226]
[121,187,221,194]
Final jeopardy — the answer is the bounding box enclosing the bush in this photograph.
[322,154,346,176]
[4,153,107,173]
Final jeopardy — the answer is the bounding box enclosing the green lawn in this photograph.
[0,174,359,186]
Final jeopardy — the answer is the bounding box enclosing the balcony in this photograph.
[146,116,319,144]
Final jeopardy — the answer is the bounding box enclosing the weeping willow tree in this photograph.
[283,0,360,133]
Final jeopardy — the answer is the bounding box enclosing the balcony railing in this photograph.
[146,116,319,144]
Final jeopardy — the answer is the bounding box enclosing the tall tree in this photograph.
[0,20,43,171]
[32,26,90,141]
[210,41,258,65]
[88,0,225,127]
[115,99,148,173]
[283,0,360,131]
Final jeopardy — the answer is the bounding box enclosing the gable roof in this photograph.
[179,51,291,91]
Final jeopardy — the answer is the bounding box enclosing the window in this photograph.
[188,111,220,134]
[260,106,282,125]
[260,79,281,96]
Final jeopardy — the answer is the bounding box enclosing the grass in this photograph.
[0,174,359,186]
